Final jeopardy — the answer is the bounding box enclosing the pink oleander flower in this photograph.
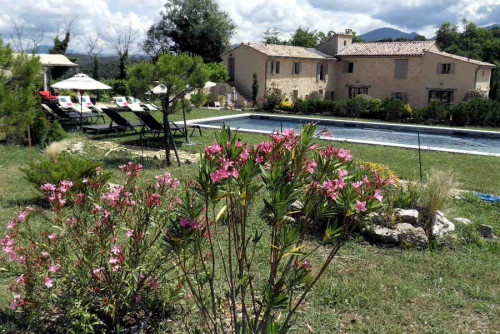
[351,181,363,189]
[258,141,273,154]
[111,244,122,255]
[235,140,243,148]
[16,274,26,285]
[374,189,384,202]
[44,277,54,289]
[302,259,312,269]
[48,264,60,273]
[40,183,56,192]
[180,217,191,227]
[48,234,57,241]
[355,200,367,212]
[95,167,102,175]
[58,180,73,193]
[109,257,120,265]
[112,265,121,272]
[17,210,28,222]
[10,294,23,310]
[205,143,222,156]
[190,220,200,230]
[387,174,396,185]
[334,178,347,189]
[155,172,180,189]
[82,178,88,183]
[255,155,264,163]
[337,169,348,178]
[41,250,49,257]
[6,220,15,229]
[146,193,161,207]
[309,144,318,149]
[302,159,317,174]
[119,162,143,177]
[126,230,134,237]
[147,277,159,288]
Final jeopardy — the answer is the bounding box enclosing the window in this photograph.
[344,40,347,46]
[326,91,335,100]
[317,63,328,81]
[437,63,455,74]
[393,92,408,103]
[271,60,280,74]
[347,62,354,73]
[319,89,324,97]
[293,62,302,75]
[348,87,369,98]
[292,90,299,102]
[428,90,454,104]
[395,59,409,79]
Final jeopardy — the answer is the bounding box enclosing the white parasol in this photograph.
[51,74,111,130]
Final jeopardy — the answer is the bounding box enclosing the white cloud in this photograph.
[0,0,498,54]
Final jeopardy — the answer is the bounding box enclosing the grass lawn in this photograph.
[1,108,500,333]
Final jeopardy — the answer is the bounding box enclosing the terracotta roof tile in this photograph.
[426,50,495,67]
[337,41,436,57]
[244,43,334,59]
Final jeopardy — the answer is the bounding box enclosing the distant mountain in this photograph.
[486,24,500,29]
[25,44,52,54]
[359,28,420,42]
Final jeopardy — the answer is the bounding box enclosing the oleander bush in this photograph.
[3,163,181,332]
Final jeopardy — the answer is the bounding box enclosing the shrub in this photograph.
[2,163,180,331]
[31,110,67,148]
[164,124,396,333]
[345,95,369,118]
[263,84,285,110]
[278,100,294,112]
[356,160,400,188]
[102,79,129,96]
[362,98,382,119]
[308,91,323,100]
[463,89,488,101]
[416,102,451,122]
[190,90,209,107]
[20,152,110,195]
[419,169,458,217]
[380,98,406,121]
[452,98,500,126]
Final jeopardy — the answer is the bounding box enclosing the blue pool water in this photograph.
[194,115,500,155]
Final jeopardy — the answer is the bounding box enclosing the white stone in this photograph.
[396,209,419,226]
[430,211,455,238]
[364,225,401,244]
[453,217,472,225]
[394,223,429,248]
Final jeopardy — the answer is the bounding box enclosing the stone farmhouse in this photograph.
[220,29,495,107]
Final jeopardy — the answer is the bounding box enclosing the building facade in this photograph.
[221,30,495,108]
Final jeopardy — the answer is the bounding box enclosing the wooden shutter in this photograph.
[436,63,442,74]
[292,62,296,75]
[450,63,456,74]
[403,93,409,104]
[395,59,408,79]
[299,62,302,74]
[316,63,321,81]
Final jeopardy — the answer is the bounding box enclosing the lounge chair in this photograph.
[131,111,202,138]
[127,96,160,112]
[113,96,144,112]
[79,95,104,113]
[57,96,91,113]
[102,108,142,132]
[43,103,104,123]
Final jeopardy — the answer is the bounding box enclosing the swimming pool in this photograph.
[188,113,500,156]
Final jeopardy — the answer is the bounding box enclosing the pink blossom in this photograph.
[48,264,60,273]
[337,169,348,178]
[155,172,180,189]
[302,159,317,174]
[16,274,26,285]
[44,277,54,288]
[374,189,384,202]
[40,183,56,192]
[255,155,264,163]
[6,220,16,229]
[309,144,318,149]
[48,234,57,241]
[387,175,396,185]
[355,200,367,212]
[180,217,191,227]
[10,294,23,310]
[17,210,28,222]
[41,250,49,257]
[147,277,159,288]
[334,178,347,189]
[111,265,121,272]
[119,162,143,177]
[58,180,73,192]
[190,220,201,230]
[111,244,122,255]
[302,259,312,269]
[109,257,121,265]
[126,230,134,237]
[146,193,161,207]
[82,178,88,183]
[95,167,102,175]
[205,143,222,155]
[351,181,363,189]
[258,141,273,154]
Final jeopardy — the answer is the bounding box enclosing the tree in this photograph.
[436,22,460,51]
[317,30,335,43]
[92,55,100,80]
[80,29,103,79]
[127,53,210,165]
[105,24,137,79]
[0,39,42,145]
[205,62,229,82]
[252,73,259,106]
[262,28,285,45]
[144,0,235,63]
[289,27,319,47]
[9,16,44,53]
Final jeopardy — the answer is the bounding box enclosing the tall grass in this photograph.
[419,169,459,216]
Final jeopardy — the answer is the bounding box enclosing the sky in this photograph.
[0,0,499,54]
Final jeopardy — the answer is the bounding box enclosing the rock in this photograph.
[364,224,401,245]
[453,217,472,225]
[395,209,419,226]
[394,223,429,248]
[430,211,455,238]
[367,212,384,225]
[478,224,495,239]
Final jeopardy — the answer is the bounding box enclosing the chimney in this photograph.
[345,29,352,35]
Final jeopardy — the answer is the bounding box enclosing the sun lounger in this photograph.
[79,95,104,113]
[57,96,91,113]
[132,111,202,138]
[102,108,142,132]
[113,96,144,111]
[43,103,104,123]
